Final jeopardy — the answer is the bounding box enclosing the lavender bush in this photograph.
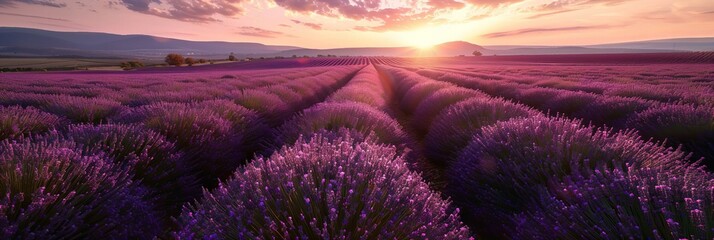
[511,167,713,239]
[275,102,410,152]
[0,92,123,124]
[542,91,598,116]
[177,131,471,239]
[573,96,654,128]
[400,81,452,114]
[115,101,253,185]
[231,89,290,125]
[448,116,693,237]
[411,87,484,135]
[0,138,160,239]
[61,124,199,215]
[0,106,65,141]
[327,66,388,111]
[424,97,538,166]
[39,95,124,124]
[628,104,714,168]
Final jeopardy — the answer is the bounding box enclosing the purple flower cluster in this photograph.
[447,115,698,237]
[0,106,65,141]
[277,102,409,151]
[628,104,714,167]
[230,66,360,125]
[327,66,389,111]
[177,131,471,239]
[424,97,540,166]
[0,138,161,239]
[58,123,199,215]
[411,87,486,135]
[512,167,714,239]
[0,91,124,123]
[114,100,264,186]
[415,66,714,168]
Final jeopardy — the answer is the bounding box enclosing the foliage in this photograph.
[178,131,471,239]
[165,53,185,66]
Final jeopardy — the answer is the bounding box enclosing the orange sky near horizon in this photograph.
[0,0,713,48]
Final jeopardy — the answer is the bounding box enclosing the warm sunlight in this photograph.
[396,24,472,49]
[414,42,435,49]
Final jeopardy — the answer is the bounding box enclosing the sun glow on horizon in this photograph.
[395,21,481,49]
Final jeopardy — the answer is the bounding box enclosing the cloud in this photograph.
[0,11,69,21]
[462,0,522,7]
[28,21,85,30]
[531,0,630,12]
[527,9,577,19]
[0,0,66,8]
[236,26,292,38]
[427,0,464,9]
[290,19,322,30]
[482,25,615,38]
[119,0,245,22]
[272,0,510,32]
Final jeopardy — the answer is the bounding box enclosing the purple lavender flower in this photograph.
[627,104,714,168]
[177,131,471,239]
[276,102,410,152]
[511,167,714,239]
[424,97,539,167]
[60,123,200,215]
[115,101,263,186]
[0,106,65,141]
[0,138,161,239]
[400,81,453,114]
[411,87,486,135]
[448,115,694,237]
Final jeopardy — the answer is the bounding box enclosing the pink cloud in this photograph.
[0,0,66,8]
[272,0,479,31]
[481,24,617,38]
[236,26,292,38]
[120,0,245,22]
[291,19,323,30]
[461,0,521,7]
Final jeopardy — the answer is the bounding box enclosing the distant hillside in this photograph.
[588,38,714,51]
[0,27,301,58]
[0,27,711,60]
[277,41,486,57]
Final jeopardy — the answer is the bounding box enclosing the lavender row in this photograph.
[177,66,472,238]
[0,67,332,107]
[379,65,714,239]
[415,68,714,168]
[430,65,714,106]
[177,131,472,239]
[231,65,362,126]
[273,65,410,153]
[0,65,364,237]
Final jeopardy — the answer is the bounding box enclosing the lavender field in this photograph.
[1,54,714,239]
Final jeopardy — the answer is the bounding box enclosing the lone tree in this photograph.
[185,57,196,66]
[228,52,237,61]
[472,50,483,57]
[120,61,144,70]
[165,53,185,66]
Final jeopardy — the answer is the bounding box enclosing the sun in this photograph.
[414,42,435,49]
[396,24,470,49]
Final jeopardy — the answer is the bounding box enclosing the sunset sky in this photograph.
[0,0,713,48]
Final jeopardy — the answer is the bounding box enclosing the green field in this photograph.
[0,58,165,71]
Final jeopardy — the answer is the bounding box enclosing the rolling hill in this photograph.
[0,27,711,59]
